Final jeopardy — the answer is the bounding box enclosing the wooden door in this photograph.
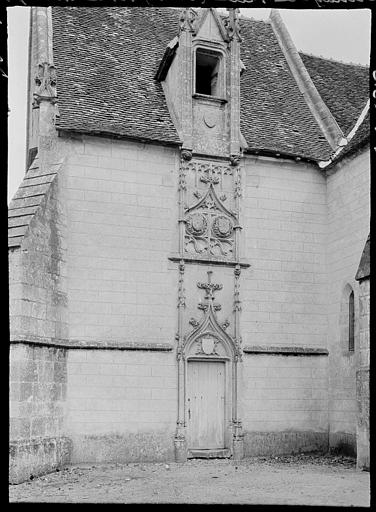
[187,360,225,449]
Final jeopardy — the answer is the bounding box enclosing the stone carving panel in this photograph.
[181,159,239,260]
[193,102,229,156]
[195,335,220,356]
[180,270,242,361]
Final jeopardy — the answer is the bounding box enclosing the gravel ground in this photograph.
[9,453,370,506]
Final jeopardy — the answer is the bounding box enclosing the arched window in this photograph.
[340,284,356,355]
[348,291,355,352]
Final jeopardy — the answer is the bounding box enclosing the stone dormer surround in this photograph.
[157,7,245,160]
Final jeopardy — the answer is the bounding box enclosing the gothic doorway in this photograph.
[174,269,244,462]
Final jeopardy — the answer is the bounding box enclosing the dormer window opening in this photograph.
[195,49,222,97]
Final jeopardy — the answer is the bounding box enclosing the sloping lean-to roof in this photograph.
[8,157,63,249]
[355,234,370,281]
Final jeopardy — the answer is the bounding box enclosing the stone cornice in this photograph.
[10,337,173,352]
[168,254,251,268]
[243,345,329,356]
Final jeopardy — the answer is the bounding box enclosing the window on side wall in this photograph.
[340,284,356,355]
[348,290,355,352]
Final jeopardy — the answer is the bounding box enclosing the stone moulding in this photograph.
[243,345,329,356]
[168,254,250,268]
[10,338,173,352]
[192,93,228,104]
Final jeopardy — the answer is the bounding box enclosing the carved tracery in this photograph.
[180,271,242,361]
[180,159,240,260]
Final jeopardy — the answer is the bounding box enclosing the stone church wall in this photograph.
[9,177,71,483]
[65,349,176,462]
[240,155,329,453]
[356,276,369,469]
[326,150,370,455]
[61,135,180,461]
[9,134,370,475]
[62,134,179,345]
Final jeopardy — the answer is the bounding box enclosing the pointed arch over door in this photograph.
[176,270,242,458]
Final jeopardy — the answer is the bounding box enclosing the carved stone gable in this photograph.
[194,8,228,42]
[181,271,241,360]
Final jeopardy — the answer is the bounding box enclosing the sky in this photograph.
[7,7,371,203]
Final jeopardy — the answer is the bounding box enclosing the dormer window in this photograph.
[195,48,223,97]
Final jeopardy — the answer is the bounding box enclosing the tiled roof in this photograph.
[334,110,370,164]
[51,7,368,162]
[52,7,181,145]
[8,157,63,248]
[300,53,369,136]
[238,18,332,161]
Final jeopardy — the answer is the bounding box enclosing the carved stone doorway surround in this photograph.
[170,151,249,462]
[174,269,243,461]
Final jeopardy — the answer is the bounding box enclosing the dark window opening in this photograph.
[196,50,221,97]
[27,147,38,170]
[349,291,355,352]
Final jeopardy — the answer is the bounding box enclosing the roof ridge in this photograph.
[318,99,370,168]
[299,51,369,68]
[219,11,270,24]
[270,9,345,151]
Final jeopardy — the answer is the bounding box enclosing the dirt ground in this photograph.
[9,453,370,506]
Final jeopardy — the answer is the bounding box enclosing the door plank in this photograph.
[187,361,225,449]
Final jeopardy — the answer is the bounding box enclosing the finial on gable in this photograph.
[225,8,242,42]
[31,7,57,106]
[179,8,197,34]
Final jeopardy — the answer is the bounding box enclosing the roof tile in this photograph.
[51,7,369,162]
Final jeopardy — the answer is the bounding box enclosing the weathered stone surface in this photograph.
[9,436,72,484]
[243,431,328,457]
[356,277,369,471]
[325,151,370,451]
[9,344,68,482]
[69,431,175,464]
[329,432,356,457]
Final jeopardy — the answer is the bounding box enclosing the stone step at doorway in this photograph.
[187,449,231,459]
